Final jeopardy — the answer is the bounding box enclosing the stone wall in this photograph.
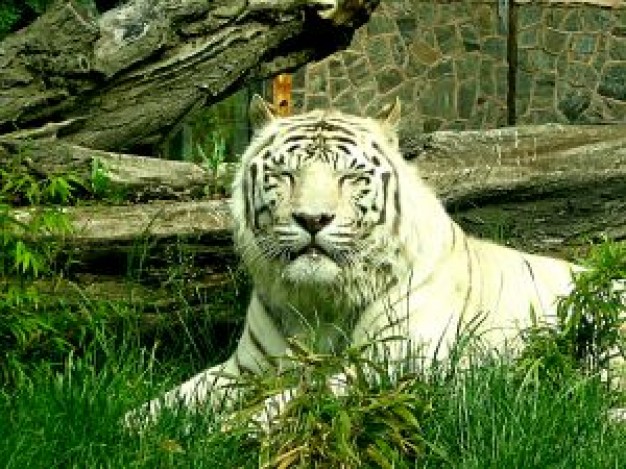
[289,0,626,131]
[292,0,509,133]
[516,3,626,124]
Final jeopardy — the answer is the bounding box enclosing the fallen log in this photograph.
[0,0,378,153]
[3,122,625,204]
[5,123,625,310]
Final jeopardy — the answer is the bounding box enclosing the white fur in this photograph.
[126,103,624,429]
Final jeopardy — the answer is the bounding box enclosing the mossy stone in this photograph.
[598,62,626,101]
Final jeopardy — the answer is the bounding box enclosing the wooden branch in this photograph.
[6,122,623,310]
[0,0,379,152]
[403,123,626,206]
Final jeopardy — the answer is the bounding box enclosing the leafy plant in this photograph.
[558,242,625,380]
[0,1,122,39]
[0,3,20,39]
[517,241,626,387]
[197,131,227,198]
[0,151,85,385]
[89,157,127,202]
[232,338,446,468]
[0,148,82,278]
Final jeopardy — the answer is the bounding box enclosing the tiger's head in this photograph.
[232,96,448,307]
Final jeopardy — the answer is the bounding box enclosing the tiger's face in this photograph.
[234,97,403,287]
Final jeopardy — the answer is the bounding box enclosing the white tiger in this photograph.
[126,96,624,428]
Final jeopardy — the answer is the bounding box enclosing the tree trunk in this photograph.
[8,121,625,255]
[9,122,624,313]
[0,0,378,153]
[1,1,623,320]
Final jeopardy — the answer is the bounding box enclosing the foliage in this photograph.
[89,157,127,202]
[0,0,60,39]
[163,86,253,165]
[0,298,131,387]
[233,338,445,469]
[0,152,81,278]
[517,241,625,388]
[0,312,255,469]
[197,131,227,198]
[0,1,124,39]
[0,3,20,39]
[558,242,626,370]
[2,326,625,469]
[0,150,85,385]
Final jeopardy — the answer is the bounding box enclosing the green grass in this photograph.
[1,324,624,468]
[423,361,626,469]
[0,320,256,469]
[1,242,624,468]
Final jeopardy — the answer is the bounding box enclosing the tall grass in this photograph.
[2,325,624,468]
[1,242,624,468]
[0,309,255,469]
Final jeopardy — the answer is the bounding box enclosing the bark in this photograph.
[8,122,624,314]
[402,123,626,208]
[8,122,625,248]
[1,1,623,313]
[401,123,626,257]
[0,0,378,153]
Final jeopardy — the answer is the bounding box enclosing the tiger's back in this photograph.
[233,96,580,361]
[126,97,617,428]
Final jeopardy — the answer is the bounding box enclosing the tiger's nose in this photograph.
[292,212,335,235]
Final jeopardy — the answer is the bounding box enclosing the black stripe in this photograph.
[235,350,256,375]
[233,353,242,375]
[242,167,251,227]
[450,222,457,250]
[283,134,307,145]
[254,205,270,226]
[327,118,366,134]
[392,185,401,235]
[376,144,402,235]
[248,327,278,367]
[371,141,383,154]
[249,162,258,228]
[460,237,473,317]
[334,143,351,155]
[329,135,357,146]
[324,122,358,136]
[285,144,299,154]
[271,152,286,166]
[379,172,390,225]
[523,258,536,282]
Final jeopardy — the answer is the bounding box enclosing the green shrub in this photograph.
[0,152,85,385]
[517,241,625,388]
[231,338,447,469]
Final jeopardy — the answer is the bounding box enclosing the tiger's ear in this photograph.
[376,97,401,129]
[249,94,277,131]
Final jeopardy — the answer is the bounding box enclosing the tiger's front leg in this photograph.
[124,292,289,430]
[123,356,242,430]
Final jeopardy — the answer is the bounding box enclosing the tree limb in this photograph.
[0,0,378,152]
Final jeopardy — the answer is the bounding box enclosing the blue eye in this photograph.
[279,171,295,184]
[338,171,366,185]
[266,170,295,185]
